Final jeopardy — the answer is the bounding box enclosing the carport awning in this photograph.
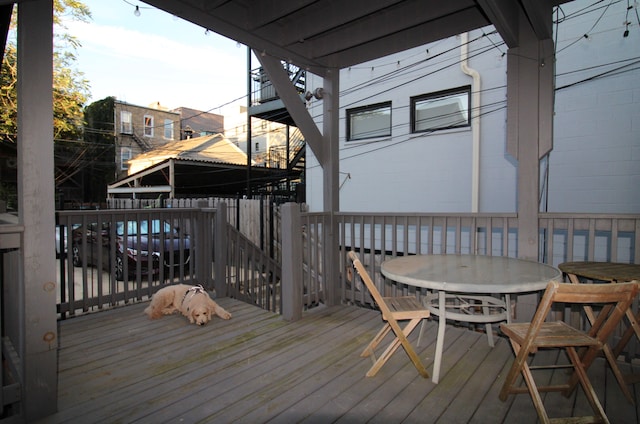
[108,158,298,197]
[108,133,300,197]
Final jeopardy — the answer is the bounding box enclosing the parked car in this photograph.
[55,225,66,257]
[71,219,191,280]
[55,224,80,257]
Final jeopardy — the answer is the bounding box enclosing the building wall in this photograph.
[305,0,639,214]
[172,106,224,139]
[114,101,181,180]
[547,2,640,213]
[306,26,511,213]
[224,105,290,166]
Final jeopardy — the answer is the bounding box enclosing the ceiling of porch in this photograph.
[142,0,568,75]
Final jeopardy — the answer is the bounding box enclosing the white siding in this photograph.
[548,1,640,213]
[306,0,639,215]
[307,26,513,213]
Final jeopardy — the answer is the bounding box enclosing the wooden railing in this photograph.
[55,204,282,318]
[54,206,639,318]
[539,213,640,266]
[56,208,202,317]
[295,210,639,315]
[226,223,282,313]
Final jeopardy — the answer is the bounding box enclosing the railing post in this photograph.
[323,211,340,306]
[282,202,302,321]
[214,203,228,297]
[195,202,212,290]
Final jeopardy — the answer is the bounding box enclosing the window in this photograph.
[347,102,391,141]
[144,115,154,137]
[411,86,470,133]
[120,147,132,170]
[164,119,174,139]
[120,111,132,134]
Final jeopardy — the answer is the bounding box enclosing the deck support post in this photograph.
[16,0,58,420]
[506,7,555,321]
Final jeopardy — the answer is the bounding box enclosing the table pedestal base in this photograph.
[421,291,512,383]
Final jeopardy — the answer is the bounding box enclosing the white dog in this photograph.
[144,284,231,326]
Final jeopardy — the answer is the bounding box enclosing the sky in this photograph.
[63,0,250,117]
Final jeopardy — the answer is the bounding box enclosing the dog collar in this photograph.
[181,284,205,305]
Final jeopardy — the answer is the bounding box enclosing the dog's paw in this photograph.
[217,308,232,320]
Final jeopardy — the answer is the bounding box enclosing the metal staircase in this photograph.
[131,132,152,151]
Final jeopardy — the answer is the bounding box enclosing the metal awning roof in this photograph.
[108,134,299,197]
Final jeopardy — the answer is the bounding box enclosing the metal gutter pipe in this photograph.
[460,32,481,212]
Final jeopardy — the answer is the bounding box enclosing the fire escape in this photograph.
[248,61,306,202]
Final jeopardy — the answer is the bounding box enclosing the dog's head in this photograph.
[188,305,212,326]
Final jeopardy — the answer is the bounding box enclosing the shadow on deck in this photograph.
[37,298,640,423]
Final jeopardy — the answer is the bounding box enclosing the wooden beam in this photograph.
[107,186,172,194]
[477,0,519,48]
[521,0,553,41]
[257,52,324,162]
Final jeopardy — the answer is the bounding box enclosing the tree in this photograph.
[0,1,92,208]
[82,96,116,203]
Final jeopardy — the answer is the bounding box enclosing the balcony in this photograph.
[2,203,639,422]
[249,64,306,126]
[37,297,639,423]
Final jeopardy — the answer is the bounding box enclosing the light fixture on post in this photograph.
[305,87,324,101]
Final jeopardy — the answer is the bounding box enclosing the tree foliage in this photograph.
[0,0,91,143]
[0,1,101,208]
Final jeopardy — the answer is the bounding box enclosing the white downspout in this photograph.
[460,32,481,212]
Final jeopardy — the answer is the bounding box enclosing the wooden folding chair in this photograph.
[347,251,430,378]
[499,280,639,424]
[566,272,640,403]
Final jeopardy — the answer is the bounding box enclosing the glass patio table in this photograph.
[381,254,561,383]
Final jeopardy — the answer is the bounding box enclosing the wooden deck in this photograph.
[36,298,640,423]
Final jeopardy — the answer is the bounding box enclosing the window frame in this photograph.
[120,111,132,134]
[346,101,392,141]
[410,86,471,134]
[163,119,174,140]
[120,147,132,171]
[143,115,154,137]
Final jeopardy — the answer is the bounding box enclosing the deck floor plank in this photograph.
[113,304,372,423]
[301,323,449,424]
[155,307,375,423]
[35,298,639,424]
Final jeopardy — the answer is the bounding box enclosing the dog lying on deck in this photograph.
[144,284,231,326]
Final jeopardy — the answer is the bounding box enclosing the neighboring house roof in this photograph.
[109,134,299,197]
[127,133,252,174]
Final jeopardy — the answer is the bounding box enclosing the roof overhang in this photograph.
[143,0,567,76]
